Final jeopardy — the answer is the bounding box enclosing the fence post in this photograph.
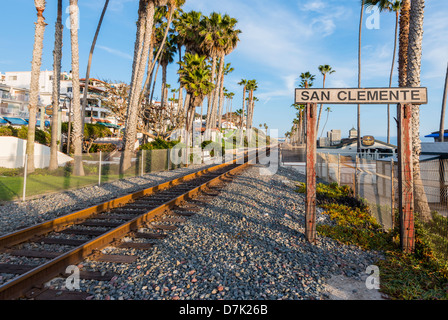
[354,154,359,198]
[338,154,341,185]
[22,154,28,202]
[98,151,102,186]
[141,150,145,176]
[305,103,317,243]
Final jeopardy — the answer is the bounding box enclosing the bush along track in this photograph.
[296,182,448,300]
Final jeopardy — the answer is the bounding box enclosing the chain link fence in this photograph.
[0,149,188,202]
[315,152,448,262]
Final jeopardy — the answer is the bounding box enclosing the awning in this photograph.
[3,117,28,125]
[97,122,120,129]
[425,132,448,138]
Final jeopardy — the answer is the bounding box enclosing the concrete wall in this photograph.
[0,136,72,169]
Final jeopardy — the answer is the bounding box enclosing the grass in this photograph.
[0,173,133,201]
[296,182,448,300]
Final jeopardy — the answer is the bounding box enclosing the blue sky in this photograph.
[1,0,447,143]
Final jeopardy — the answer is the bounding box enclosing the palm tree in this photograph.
[49,0,63,171]
[178,53,215,145]
[81,0,109,134]
[121,0,166,173]
[357,0,365,153]
[317,65,335,137]
[159,35,177,109]
[237,79,248,144]
[364,0,402,144]
[201,13,240,134]
[407,0,431,223]
[27,0,47,174]
[299,72,315,88]
[398,0,410,88]
[69,0,85,176]
[211,14,240,131]
[299,72,315,144]
[245,79,258,142]
[320,107,332,138]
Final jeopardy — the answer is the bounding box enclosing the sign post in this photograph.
[398,103,414,253]
[305,103,317,242]
[295,87,427,252]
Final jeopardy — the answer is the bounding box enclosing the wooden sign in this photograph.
[295,87,427,105]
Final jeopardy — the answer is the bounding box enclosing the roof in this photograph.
[421,142,448,155]
[319,137,397,149]
[378,154,440,162]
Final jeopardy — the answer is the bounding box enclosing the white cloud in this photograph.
[97,45,133,61]
[300,0,326,12]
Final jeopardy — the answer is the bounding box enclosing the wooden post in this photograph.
[305,103,317,243]
[398,103,415,253]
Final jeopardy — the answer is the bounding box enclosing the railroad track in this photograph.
[0,147,269,300]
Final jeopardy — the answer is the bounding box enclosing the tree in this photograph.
[364,0,402,144]
[357,0,365,152]
[177,53,215,145]
[439,63,448,142]
[407,0,431,222]
[317,65,335,137]
[69,0,85,176]
[81,0,109,133]
[49,0,63,171]
[27,0,47,174]
[245,79,258,142]
[121,0,164,173]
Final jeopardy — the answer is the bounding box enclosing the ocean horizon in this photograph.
[375,136,434,147]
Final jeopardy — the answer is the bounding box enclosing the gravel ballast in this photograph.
[25,160,385,300]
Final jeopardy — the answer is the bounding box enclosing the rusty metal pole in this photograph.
[398,103,415,253]
[305,103,317,243]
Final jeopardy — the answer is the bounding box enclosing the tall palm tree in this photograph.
[407,0,431,223]
[357,0,365,152]
[364,0,402,144]
[398,0,410,88]
[49,0,63,171]
[317,65,335,137]
[178,53,215,145]
[159,34,177,109]
[237,79,248,144]
[245,79,258,141]
[217,63,234,129]
[69,0,85,176]
[81,0,109,133]
[121,0,167,173]
[211,14,240,131]
[27,0,47,174]
[299,72,315,144]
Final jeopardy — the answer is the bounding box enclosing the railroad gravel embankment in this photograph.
[32,162,384,300]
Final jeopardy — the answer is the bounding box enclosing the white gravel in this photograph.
[39,162,385,300]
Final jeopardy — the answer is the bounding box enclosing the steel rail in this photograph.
[0,147,265,300]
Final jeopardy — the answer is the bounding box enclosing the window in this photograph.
[67,87,72,93]
[49,75,53,81]
[9,76,17,81]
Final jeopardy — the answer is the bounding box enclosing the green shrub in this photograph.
[89,143,117,153]
[139,138,180,150]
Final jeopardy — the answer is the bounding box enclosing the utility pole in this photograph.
[439,63,448,142]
